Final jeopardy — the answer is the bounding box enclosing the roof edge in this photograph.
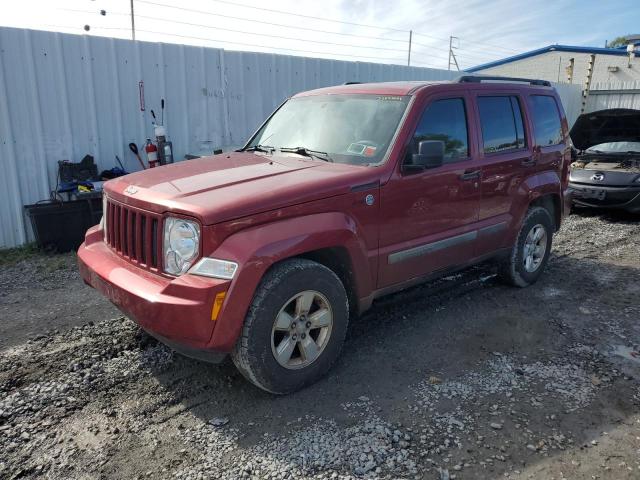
[467,44,631,72]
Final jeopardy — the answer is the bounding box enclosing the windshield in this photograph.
[248,94,410,165]
[586,141,640,153]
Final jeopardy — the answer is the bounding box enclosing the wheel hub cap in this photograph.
[523,223,547,273]
[271,290,333,370]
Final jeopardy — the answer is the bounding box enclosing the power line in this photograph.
[202,0,408,32]
[411,31,453,44]
[57,4,452,65]
[135,28,410,62]
[131,13,410,53]
[415,30,521,55]
[135,0,409,44]
[49,4,515,69]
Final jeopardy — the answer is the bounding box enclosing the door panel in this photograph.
[378,163,481,287]
[472,93,533,256]
[378,94,481,288]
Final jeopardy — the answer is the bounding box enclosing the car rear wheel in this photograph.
[498,206,553,287]
[231,258,349,394]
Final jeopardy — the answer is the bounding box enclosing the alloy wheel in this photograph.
[271,290,333,369]
[523,223,547,273]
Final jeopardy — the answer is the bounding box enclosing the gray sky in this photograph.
[1,0,637,70]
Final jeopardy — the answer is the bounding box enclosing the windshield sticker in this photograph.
[377,95,403,101]
[364,146,377,157]
[347,143,367,155]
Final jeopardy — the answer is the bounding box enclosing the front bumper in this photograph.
[78,226,231,356]
[569,182,640,212]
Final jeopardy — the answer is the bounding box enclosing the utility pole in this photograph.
[130,0,136,40]
[448,36,460,71]
[407,30,412,66]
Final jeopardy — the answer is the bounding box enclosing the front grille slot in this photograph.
[104,199,161,271]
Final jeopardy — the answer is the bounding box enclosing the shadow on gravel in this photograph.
[147,253,640,478]
[572,205,640,223]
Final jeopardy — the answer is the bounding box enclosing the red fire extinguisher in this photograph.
[145,138,159,168]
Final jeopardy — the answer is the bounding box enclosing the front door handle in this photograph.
[460,170,481,181]
[522,158,536,167]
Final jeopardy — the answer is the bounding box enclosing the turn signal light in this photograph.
[211,291,227,321]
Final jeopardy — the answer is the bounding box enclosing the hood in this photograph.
[570,108,640,151]
[105,152,378,224]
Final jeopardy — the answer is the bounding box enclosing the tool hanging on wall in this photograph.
[128,142,147,170]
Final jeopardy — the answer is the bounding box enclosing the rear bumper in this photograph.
[569,182,640,212]
[78,226,232,354]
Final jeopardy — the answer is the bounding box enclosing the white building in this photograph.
[467,39,640,114]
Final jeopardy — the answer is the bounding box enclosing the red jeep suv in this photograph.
[79,76,572,394]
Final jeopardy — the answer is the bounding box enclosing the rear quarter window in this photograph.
[528,95,563,146]
[477,96,526,154]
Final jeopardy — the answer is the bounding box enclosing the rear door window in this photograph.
[528,95,563,146]
[412,98,469,162]
[477,96,526,154]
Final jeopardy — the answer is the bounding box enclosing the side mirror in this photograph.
[412,140,444,169]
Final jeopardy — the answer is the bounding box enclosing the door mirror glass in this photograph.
[412,140,444,168]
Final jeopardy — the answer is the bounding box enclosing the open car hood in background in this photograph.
[570,109,640,151]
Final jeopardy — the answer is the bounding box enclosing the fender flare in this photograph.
[512,170,562,236]
[207,212,373,350]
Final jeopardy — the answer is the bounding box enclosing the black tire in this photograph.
[498,206,554,287]
[231,258,349,394]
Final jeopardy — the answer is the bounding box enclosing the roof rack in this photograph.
[456,75,551,87]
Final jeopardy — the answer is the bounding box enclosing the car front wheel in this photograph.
[231,258,349,394]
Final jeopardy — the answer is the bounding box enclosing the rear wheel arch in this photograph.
[530,193,561,231]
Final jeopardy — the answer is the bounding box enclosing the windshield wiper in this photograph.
[240,144,275,153]
[279,146,333,162]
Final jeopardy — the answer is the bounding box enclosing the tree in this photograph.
[608,36,631,48]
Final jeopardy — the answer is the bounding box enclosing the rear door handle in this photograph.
[460,170,481,181]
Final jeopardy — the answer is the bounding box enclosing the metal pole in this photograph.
[448,36,452,70]
[130,0,136,41]
[407,30,412,66]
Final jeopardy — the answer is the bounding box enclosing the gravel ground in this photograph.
[1,209,639,479]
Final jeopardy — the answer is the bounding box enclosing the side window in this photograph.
[528,95,563,146]
[477,96,527,154]
[412,98,469,162]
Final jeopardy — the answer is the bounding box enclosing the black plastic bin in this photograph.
[25,197,103,252]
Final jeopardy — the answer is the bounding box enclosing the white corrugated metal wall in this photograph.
[0,27,583,248]
[0,27,461,248]
[587,81,640,111]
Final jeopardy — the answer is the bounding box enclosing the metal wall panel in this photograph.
[0,27,582,248]
[587,81,640,111]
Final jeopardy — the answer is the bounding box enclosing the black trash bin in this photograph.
[25,197,103,252]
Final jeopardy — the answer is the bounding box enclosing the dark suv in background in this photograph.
[79,76,571,393]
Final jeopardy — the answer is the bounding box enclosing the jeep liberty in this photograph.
[78,76,572,394]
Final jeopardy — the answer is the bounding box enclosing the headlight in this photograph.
[163,217,200,275]
[189,258,238,280]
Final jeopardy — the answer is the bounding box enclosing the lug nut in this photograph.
[301,333,306,339]
[291,322,296,329]
[306,321,311,328]
[292,334,297,340]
